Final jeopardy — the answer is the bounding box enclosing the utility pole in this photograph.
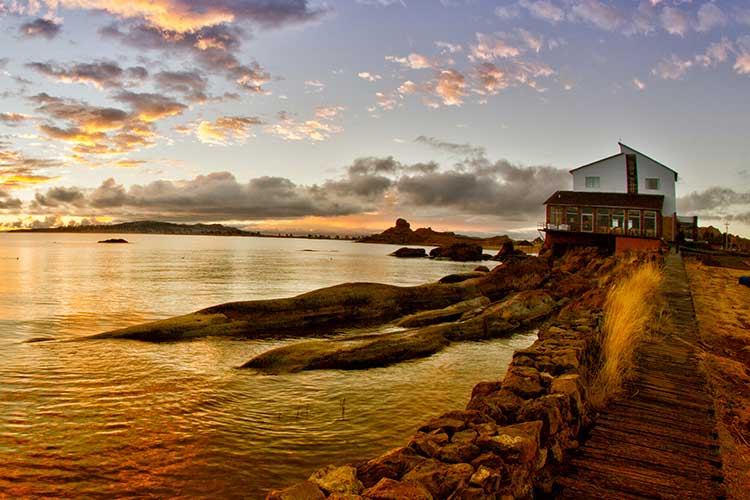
[725,222,730,251]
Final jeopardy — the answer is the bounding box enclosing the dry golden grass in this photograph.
[591,260,663,407]
[685,259,750,498]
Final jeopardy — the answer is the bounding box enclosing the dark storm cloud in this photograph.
[19,18,61,39]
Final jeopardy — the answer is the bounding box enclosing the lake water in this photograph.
[0,233,536,498]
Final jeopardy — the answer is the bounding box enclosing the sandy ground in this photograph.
[685,259,750,499]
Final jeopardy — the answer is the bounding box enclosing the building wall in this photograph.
[572,154,626,193]
[615,236,662,252]
[620,144,676,216]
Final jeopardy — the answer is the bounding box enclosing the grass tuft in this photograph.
[592,260,663,407]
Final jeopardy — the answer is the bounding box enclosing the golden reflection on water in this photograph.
[0,233,531,498]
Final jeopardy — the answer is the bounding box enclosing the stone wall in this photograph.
[268,306,602,499]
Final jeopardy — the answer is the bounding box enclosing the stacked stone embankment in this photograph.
[268,288,605,498]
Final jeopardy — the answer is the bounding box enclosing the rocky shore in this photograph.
[265,249,643,499]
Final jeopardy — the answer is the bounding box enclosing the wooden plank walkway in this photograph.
[555,253,725,499]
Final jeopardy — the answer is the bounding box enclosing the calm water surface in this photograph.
[0,233,535,498]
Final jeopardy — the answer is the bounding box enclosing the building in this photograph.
[542,142,693,253]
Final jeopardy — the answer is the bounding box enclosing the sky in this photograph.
[0,0,748,238]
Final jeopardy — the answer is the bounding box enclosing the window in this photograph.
[645,178,660,190]
[596,209,610,233]
[585,176,600,188]
[628,210,641,236]
[581,207,594,232]
[565,207,578,231]
[549,206,563,227]
[612,209,625,233]
[644,210,657,237]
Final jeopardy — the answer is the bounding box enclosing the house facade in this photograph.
[543,143,689,253]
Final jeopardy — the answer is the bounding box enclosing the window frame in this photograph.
[645,177,660,190]
[585,176,601,189]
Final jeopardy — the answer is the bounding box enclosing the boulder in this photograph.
[357,447,426,488]
[401,459,474,498]
[474,265,490,273]
[309,465,364,496]
[429,243,484,262]
[361,478,433,500]
[390,247,427,258]
[476,421,543,464]
[266,480,326,500]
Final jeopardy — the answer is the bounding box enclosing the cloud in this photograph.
[358,72,382,82]
[27,92,176,157]
[518,0,564,23]
[415,136,485,157]
[266,110,343,142]
[386,53,434,69]
[191,115,262,145]
[314,106,344,120]
[517,29,543,53]
[99,22,271,93]
[0,144,61,190]
[396,158,568,217]
[473,62,509,95]
[19,17,61,39]
[25,60,146,89]
[154,70,208,102]
[469,32,521,62]
[494,4,521,19]
[50,0,325,33]
[433,69,467,106]
[0,189,23,210]
[695,37,733,67]
[678,187,750,223]
[660,6,691,36]
[570,0,628,32]
[695,2,726,33]
[735,36,750,75]
[29,171,372,220]
[652,54,693,80]
[435,41,462,54]
[113,91,186,122]
[0,112,34,126]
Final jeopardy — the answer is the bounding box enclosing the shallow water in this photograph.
[0,233,534,498]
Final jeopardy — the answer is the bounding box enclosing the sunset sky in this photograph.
[0,0,748,237]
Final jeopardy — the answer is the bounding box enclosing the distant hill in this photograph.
[13,221,259,237]
[357,218,512,249]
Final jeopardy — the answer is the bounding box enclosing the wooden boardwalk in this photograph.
[555,253,725,499]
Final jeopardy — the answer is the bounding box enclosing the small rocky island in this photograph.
[359,218,512,248]
[98,238,129,244]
